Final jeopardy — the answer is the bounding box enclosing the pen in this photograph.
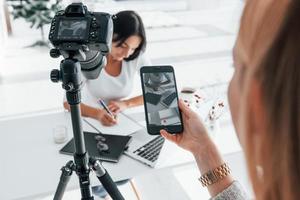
[97,99,115,118]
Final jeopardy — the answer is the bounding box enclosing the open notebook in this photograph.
[83,112,142,136]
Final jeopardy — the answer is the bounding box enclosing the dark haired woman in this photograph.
[63,10,150,126]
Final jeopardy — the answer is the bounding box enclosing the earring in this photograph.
[256,165,264,182]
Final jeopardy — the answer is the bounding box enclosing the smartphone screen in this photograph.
[140,66,183,135]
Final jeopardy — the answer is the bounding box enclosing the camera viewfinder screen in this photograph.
[143,72,182,126]
[57,20,87,39]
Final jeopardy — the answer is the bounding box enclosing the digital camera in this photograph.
[48,3,113,79]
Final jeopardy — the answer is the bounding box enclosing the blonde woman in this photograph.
[161,0,300,199]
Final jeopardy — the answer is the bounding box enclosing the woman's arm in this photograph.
[124,95,143,108]
[160,100,235,197]
[107,95,143,113]
[63,101,117,126]
[192,140,234,196]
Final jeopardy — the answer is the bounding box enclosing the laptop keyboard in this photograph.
[162,92,177,106]
[133,136,165,162]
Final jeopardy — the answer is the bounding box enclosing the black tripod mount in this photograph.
[50,57,124,200]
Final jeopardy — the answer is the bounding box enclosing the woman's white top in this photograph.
[81,53,151,105]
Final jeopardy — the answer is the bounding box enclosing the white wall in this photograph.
[187,0,239,10]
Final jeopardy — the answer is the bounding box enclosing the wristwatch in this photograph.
[199,163,231,187]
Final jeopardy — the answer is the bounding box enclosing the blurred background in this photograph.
[0,1,249,199]
[0,0,243,117]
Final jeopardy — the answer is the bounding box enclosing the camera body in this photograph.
[49,3,113,79]
[49,3,113,54]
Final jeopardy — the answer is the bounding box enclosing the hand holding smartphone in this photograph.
[140,65,183,135]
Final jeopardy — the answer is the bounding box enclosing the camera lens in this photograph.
[80,51,106,79]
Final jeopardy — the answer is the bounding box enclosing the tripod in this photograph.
[51,57,124,200]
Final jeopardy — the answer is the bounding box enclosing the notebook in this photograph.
[83,113,142,136]
[60,131,131,163]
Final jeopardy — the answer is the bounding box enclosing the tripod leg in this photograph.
[90,158,125,200]
[54,161,75,200]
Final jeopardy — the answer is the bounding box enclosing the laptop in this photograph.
[124,129,193,168]
[83,112,193,168]
[124,129,164,167]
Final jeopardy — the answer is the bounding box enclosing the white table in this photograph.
[0,111,152,200]
[0,106,241,199]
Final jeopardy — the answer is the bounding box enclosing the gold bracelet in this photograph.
[199,163,231,187]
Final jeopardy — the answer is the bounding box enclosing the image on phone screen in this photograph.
[142,72,182,127]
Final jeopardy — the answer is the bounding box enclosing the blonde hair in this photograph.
[236,0,300,199]
[255,2,300,199]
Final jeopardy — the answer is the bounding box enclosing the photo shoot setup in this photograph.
[49,3,124,200]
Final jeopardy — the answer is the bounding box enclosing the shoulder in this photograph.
[122,51,152,73]
[126,51,151,64]
[138,51,151,65]
[136,51,152,71]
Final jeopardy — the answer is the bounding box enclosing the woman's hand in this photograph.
[162,100,233,197]
[97,109,117,126]
[160,100,213,155]
[108,100,128,113]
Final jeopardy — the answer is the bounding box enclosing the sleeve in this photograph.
[210,181,249,200]
[80,80,99,107]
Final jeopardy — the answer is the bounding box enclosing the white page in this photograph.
[83,112,142,136]
[122,106,147,127]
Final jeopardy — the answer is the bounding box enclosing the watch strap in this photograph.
[199,163,231,187]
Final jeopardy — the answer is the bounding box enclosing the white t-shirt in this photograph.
[81,53,151,105]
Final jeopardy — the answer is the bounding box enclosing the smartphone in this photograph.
[140,65,183,135]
